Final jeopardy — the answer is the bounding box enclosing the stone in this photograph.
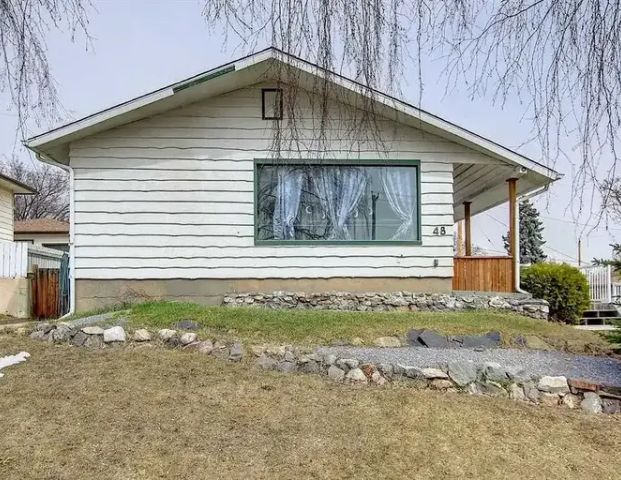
[29,330,46,341]
[581,392,603,414]
[179,332,197,346]
[373,336,401,348]
[377,363,394,378]
[51,325,73,342]
[84,335,104,349]
[483,362,508,382]
[283,351,296,363]
[299,361,321,374]
[336,358,359,371]
[403,366,423,379]
[228,342,244,362]
[539,392,560,407]
[250,345,266,357]
[505,366,530,383]
[345,368,368,384]
[70,331,88,347]
[477,381,507,396]
[406,329,425,346]
[537,376,569,394]
[132,329,151,342]
[523,382,540,403]
[522,335,552,351]
[602,398,621,414]
[448,361,477,387]
[257,354,278,370]
[35,323,54,334]
[174,320,199,330]
[460,331,502,349]
[508,383,526,401]
[418,330,450,348]
[567,378,600,393]
[420,368,449,379]
[371,371,387,386]
[561,393,580,409]
[103,326,126,343]
[158,329,177,341]
[81,326,104,335]
[265,345,287,357]
[327,365,345,382]
[195,340,213,354]
[430,379,454,390]
[277,361,297,374]
[323,353,337,366]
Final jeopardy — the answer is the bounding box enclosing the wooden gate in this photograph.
[31,267,61,319]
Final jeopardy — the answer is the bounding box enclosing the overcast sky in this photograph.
[1,0,619,263]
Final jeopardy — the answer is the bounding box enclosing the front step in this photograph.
[581,306,621,326]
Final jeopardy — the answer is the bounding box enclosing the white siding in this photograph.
[0,188,14,242]
[69,85,496,280]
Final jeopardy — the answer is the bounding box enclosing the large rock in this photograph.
[537,376,569,394]
[103,326,126,343]
[229,343,244,362]
[420,368,449,379]
[84,335,104,349]
[581,392,603,414]
[195,340,213,354]
[418,330,450,348]
[81,326,104,335]
[602,398,621,414]
[561,393,580,409]
[256,354,278,370]
[132,329,151,342]
[406,329,424,346]
[277,361,297,374]
[448,361,477,387]
[51,325,73,342]
[373,336,401,348]
[483,362,508,382]
[70,331,88,347]
[345,368,368,384]
[158,329,177,341]
[508,383,526,401]
[336,358,359,371]
[327,365,345,382]
[477,381,507,396]
[460,331,502,349]
[179,332,197,346]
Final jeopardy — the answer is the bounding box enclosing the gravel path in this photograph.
[317,346,621,387]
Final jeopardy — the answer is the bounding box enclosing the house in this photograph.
[0,173,36,242]
[14,219,70,252]
[24,48,561,313]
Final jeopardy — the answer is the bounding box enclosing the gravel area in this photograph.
[317,346,621,387]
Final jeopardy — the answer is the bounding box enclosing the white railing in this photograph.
[27,244,64,271]
[0,240,28,278]
[612,282,621,302]
[580,265,612,304]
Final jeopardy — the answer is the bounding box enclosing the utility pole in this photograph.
[578,238,582,266]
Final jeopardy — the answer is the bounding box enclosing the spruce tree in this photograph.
[503,199,547,263]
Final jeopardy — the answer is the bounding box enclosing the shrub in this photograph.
[521,263,590,324]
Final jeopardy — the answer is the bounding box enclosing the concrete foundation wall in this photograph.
[0,277,30,318]
[75,277,453,312]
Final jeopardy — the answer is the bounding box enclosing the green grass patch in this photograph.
[127,301,609,351]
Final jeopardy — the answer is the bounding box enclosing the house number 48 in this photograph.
[432,226,447,235]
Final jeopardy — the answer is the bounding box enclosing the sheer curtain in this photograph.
[381,167,417,240]
[273,166,305,240]
[314,166,368,239]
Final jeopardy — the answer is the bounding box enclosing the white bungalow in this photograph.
[25,48,561,313]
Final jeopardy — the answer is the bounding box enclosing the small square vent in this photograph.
[262,88,283,120]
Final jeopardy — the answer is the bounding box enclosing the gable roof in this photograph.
[14,218,69,234]
[0,173,37,195]
[24,47,561,184]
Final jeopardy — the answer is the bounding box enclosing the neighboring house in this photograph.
[14,219,70,252]
[0,173,37,241]
[25,48,561,313]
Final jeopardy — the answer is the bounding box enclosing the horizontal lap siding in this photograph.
[70,85,462,280]
[0,190,14,242]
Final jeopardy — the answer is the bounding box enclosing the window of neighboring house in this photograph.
[255,160,421,244]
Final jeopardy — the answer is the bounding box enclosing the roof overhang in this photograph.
[0,173,37,194]
[24,47,562,190]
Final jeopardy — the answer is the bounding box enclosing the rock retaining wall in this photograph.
[223,292,550,320]
[25,322,619,416]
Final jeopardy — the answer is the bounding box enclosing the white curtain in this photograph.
[314,166,368,239]
[381,167,417,240]
[273,166,305,239]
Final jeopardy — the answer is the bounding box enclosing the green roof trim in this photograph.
[172,65,236,93]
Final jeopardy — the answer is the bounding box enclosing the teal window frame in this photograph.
[253,158,423,246]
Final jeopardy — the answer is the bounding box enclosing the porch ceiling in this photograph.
[453,163,552,221]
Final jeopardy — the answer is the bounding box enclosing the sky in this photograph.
[0,0,619,263]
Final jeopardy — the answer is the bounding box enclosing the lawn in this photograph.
[127,301,610,352]
[0,335,620,479]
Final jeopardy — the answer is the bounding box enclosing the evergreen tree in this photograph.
[503,199,547,263]
[593,243,621,272]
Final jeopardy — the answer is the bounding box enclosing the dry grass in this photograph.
[128,301,610,352]
[1,335,620,480]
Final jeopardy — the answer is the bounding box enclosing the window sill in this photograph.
[254,240,423,246]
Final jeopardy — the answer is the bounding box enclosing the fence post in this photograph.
[607,265,613,304]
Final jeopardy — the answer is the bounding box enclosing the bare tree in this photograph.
[1,156,69,220]
[0,0,90,129]
[203,0,621,220]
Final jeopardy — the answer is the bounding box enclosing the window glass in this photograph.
[256,163,419,242]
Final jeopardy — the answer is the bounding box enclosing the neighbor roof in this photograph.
[24,47,561,185]
[14,218,69,234]
[0,173,37,194]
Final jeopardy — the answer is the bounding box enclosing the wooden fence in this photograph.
[452,256,515,293]
[31,267,61,319]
